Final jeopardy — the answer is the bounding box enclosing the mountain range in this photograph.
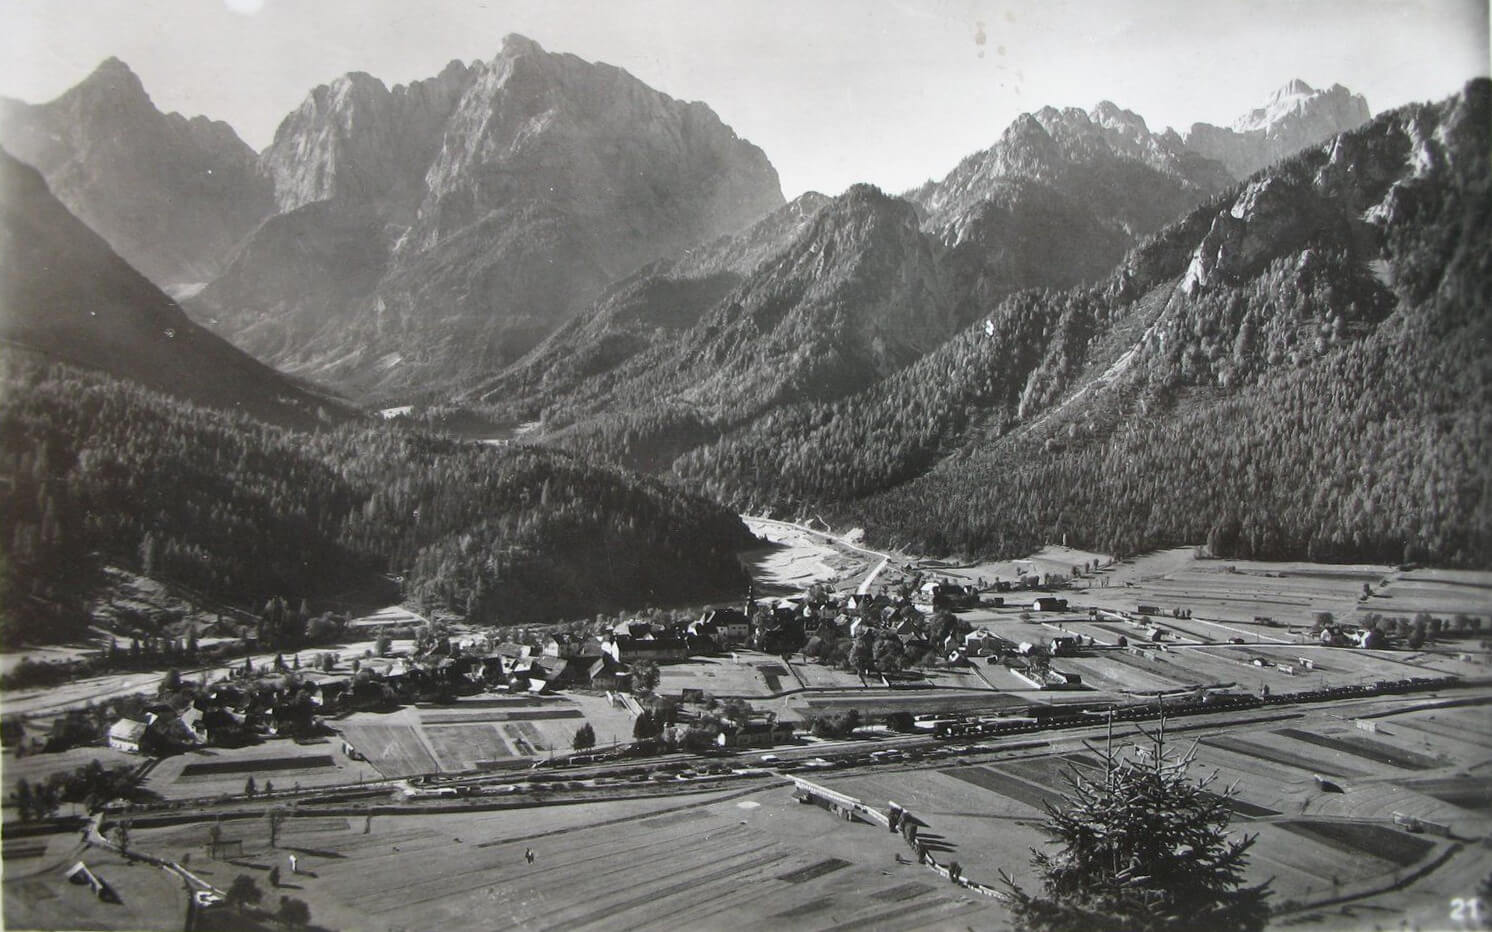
[471,79,1379,477]
[0,35,784,399]
[3,34,1482,588]
[1,53,1370,408]
[678,80,1491,566]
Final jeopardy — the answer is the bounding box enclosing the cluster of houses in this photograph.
[101,570,1096,756]
[107,679,327,754]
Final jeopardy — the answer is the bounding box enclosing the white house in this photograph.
[107,719,147,754]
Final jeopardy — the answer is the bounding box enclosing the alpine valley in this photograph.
[0,31,1486,648]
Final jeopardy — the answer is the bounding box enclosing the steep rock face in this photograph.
[0,149,344,429]
[1185,79,1372,178]
[1180,175,1340,292]
[195,34,784,398]
[260,61,476,216]
[904,84,1372,329]
[908,102,1232,323]
[912,102,1231,241]
[0,58,273,292]
[414,35,780,272]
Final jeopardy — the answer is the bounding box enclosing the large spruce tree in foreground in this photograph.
[1003,720,1271,932]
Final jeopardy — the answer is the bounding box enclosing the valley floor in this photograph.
[3,537,1490,931]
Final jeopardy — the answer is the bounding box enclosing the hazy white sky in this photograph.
[1,0,1486,198]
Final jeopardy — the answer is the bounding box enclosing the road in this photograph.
[743,516,893,595]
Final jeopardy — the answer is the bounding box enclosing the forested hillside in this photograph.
[476,85,1373,491]
[520,184,957,472]
[0,358,753,645]
[0,149,346,430]
[470,191,833,420]
[677,81,1491,567]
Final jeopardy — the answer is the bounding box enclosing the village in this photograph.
[3,524,1490,930]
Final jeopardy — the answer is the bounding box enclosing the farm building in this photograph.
[602,635,689,663]
[542,634,594,659]
[106,719,147,753]
[695,608,752,645]
[717,720,796,749]
[919,582,979,609]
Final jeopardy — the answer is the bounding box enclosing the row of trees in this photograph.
[9,760,154,821]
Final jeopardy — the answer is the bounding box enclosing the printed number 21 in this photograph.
[1451,897,1485,923]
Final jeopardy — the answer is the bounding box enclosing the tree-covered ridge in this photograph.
[469,191,834,419]
[678,80,1491,567]
[0,358,753,644]
[472,105,1239,472]
[502,184,958,473]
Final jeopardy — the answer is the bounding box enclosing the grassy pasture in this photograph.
[129,784,1006,931]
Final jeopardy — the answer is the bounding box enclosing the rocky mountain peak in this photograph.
[1273,78,1316,99]
[1232,79,1366,134]
[499,32,546,57]
[327,70,388,102]
[1091,100,1152,138]
[791,184,928,269]
[409,35,781,270]
[77,56,146,95]
[1186,80,1371,177]
[195,37,782,396]
[260,59,482,215]
[0,57,272,291]
[47,56,155,121]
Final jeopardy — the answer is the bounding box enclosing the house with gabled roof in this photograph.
[107,718,148,754]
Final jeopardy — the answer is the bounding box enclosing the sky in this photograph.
[1,0,1487,198]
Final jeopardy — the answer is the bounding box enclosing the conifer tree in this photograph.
[572,723,596,751]
[1002,715,1271,932]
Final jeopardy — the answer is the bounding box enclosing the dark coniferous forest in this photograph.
[667,82,1491,566]
[0,358,753,645]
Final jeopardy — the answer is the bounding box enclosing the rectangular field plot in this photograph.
[503,721,547,755]
[422,724,513,771]
[996,755,1102,789]
[336,723,438,777]
[941,765,1058,813]
[1273,728,1443,771]
[3,842,46,861]
[1380,706,1492,754]
[419,708,582,725]
[777,857,852,883]
[1200,734,1366,779]
[1405,777,1492,813]
[418,697,558,708]
[805,692,1024,715]
[1059,655,1193,693]
[870,882,935,902]
[1278,820,1437,867]
[178,754,334,777]
[999,755,1278,818]
[771,898,840,920]
[638,809,713,830]
[758,663,789,692]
